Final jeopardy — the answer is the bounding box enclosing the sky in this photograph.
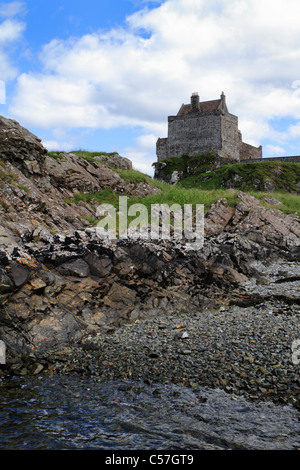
[1,0,300,175]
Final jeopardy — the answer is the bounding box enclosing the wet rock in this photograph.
[29,311,83,351]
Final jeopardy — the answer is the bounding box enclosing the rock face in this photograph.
[205,192,300,247]
[0,117,300,358]
[0,116,47,176]
[94,153,132,170]
[1,193,299,355]
[0,118,161,245]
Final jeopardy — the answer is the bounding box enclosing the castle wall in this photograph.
[220,113,239,161]
[160,113,222,159]
[239,141,263,161]
[156,138,168,161]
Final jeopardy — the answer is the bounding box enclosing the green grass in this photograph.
[47,150,118,163]
[138,187,236,212]
[72,186,237,212]
[71,150,118,163]
[250,191,300,216]
[178,161,300,192]
[73,188,127,207]
[47,151,64,161]
[71,184,300,231]
[114,169,151,184]
[156,153,300,193]
[51,149,300,221]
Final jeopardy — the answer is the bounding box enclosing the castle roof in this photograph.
[177,93,228,116]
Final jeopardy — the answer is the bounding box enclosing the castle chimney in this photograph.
[220,91,226,114]
[191,92,200,111]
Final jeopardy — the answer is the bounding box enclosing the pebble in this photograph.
[44,295,300,410]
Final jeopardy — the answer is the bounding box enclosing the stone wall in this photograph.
[157,113,223,161]
[220,113,240,161]
[241,156,300,164]
[156,138,168,161]
[239,141,263,161]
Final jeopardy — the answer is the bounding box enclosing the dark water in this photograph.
[0,375,300,450]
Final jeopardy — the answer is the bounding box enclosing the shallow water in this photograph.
[0,375,299,450]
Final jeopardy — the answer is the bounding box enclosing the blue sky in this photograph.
[1,0,300,175]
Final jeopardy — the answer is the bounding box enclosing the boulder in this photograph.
[94,153,132,170]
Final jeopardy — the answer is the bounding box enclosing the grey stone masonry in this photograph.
[241,155,300,164]
[156,92,262,162]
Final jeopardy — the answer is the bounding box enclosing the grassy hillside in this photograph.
[49,151,300,218]
[154,153,300,193]
[179,160,300,193]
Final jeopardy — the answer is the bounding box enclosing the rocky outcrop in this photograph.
[1,191,299,356]
[205,192,300,247]
[0,118,161,248]
[0,117,299,360]
[94,153,132,170]
[0,116,47,176]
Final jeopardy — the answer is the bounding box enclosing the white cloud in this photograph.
[0,1,26,18]
[264,145,286,156]
[8,0,300,171]
[0,18,25,43]
[122,146,155,175]
[136,133,157,149]
[42,139,76,153]
[0,3,25,81]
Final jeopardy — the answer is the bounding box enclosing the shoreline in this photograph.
[2,295,300,410]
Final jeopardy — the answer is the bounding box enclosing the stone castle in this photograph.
[156,92,263,162]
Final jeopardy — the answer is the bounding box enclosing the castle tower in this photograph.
[156,92,262,162]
